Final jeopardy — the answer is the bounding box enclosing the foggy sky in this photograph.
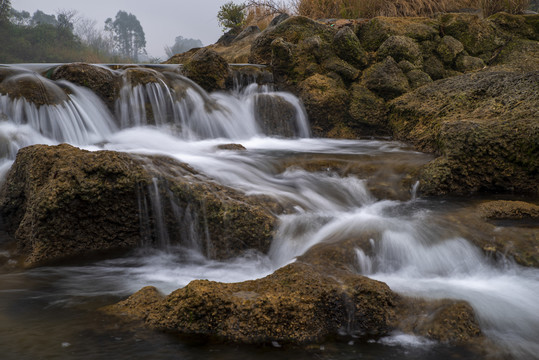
[14,0,235,60]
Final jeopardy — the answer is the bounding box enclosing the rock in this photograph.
[406,69,433,88]
[250,16,335,66]
[269,13,290,27]
[442,203,539,267]
[234,25,261,42]
[422,55,447,80]
[395,298,482,343]
[490,38,539,72]
[439,13,503,61]
[454,54,485,72]
[436,35,464,64]
[182,49,230,92]
[348,84,389,132]
[321,57,360,82]
[478,200,539,220]
[50,63,120,110]
[122,67,166,87]
[105,261,397,344]
[489,12,539,41]
[358,16,439,52]
[216,143,246,151]
[216,27,243,46]
[103,236,483,346]
[362,56,410,100]
[389,70,539,195]
[0,144,279,267]
[0,72,68,106]
[397,60,417,73]
[333,26,368,69]
[297,74,350,136]
[377,35,422,65]
[254,93,302,137]
[228,64,274,87]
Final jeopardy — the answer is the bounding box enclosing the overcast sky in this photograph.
[14,0,238,60]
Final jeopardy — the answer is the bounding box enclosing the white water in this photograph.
[0,64,538,359]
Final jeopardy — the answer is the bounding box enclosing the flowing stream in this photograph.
[0,64,537,360]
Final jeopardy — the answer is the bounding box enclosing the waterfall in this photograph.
[0,63,537,360]
[0,64,310,164]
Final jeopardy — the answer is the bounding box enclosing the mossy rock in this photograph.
[348,83,389,133]
[422,55,447,80]
[490,38,539,72]
[0,72,68,106]
[253,93,301,137]
[362,56,410,100]
[0,144,280,267]
[183,48,230,92]
[478,200,539,220]
[250,16,335,65]
[436,36,464,64]
[455,54,485,72]
[333,26,368,69]
[50,63,120,110]
[442,203,539,267]
[377,35,422,65]
[297,74,350,137]
[358,16,439,52]
[104,237,483,346]
[439,13,503,61]
[390,70,539,195]
[406,69,433,89]
[322,57,360,82]
[489,12,539,41]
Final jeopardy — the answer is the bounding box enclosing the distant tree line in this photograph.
[0,2,150,63]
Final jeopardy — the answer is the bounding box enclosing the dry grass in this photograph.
[290,0,531,18]
[479,0,530,16]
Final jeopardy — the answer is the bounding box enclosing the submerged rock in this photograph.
[0,144,278,267]
[478,200,539,220]
[442,202,539,267]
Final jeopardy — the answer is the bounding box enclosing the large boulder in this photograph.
[389,70,539,195]
[0,72,68,106]
[362,56,410,100]
[0,144,278,267]
[104,236,483,346]
[182,48,230,92]
[50,63,120,110]
[297,74,350,136]
[358,17,439,52]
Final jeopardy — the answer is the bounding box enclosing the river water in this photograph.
[0,64,537,360]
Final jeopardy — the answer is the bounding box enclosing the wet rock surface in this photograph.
[441,200,539,268]
[389,70,539,195]
[0,144,278,267]
[182,49,230,92]
[104,237,483,347]
[50,63,121,110]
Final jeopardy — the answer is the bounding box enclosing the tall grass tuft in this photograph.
[290,0,531,18]
[479,0,530,16]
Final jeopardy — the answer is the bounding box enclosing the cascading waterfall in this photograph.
[0,63,537,360]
